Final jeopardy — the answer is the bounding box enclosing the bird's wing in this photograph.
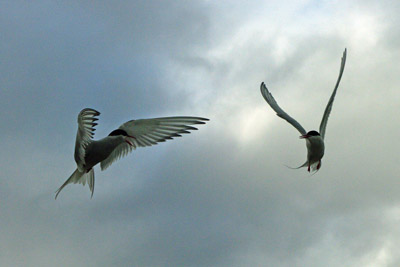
[74,108,100,171]
[319,48,347,139]
[260,82,307,135]
[100,116,209,170]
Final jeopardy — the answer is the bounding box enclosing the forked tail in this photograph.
[285,161,321,173]
[55,168,95,199]
[285,161,308,170]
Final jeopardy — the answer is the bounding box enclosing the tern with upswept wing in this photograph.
[260,48,347,172]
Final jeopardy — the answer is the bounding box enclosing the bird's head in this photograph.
[299,130,320,139]
[108,129,134,146]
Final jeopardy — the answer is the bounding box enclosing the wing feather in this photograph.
[319,48,347,139]
[99,116,209,170]
[260,82,307,135]
[74,108,100,171]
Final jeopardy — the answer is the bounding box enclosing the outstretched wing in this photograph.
[74,108,100,171]
[319,48,347,139]
[260,82,306,135]
[100,116,209,170]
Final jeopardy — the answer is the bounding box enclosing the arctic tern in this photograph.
[55,108,208,198]
[260,48,347,172]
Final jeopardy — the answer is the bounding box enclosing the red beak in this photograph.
[125,138,134,146]
[299,134,309,139]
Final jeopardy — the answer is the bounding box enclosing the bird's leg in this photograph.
[307,163,310,172]
[317,160,321,170]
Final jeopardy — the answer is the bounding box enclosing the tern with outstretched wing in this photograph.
[55,108,208,198]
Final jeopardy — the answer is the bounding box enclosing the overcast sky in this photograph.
[1,0,400,266]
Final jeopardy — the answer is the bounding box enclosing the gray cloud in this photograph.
[1,0,400,266]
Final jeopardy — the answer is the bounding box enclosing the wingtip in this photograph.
[260,82,265,93]
[260,82,271,100]
[81,107,101,115]
[54,188,62,200]
[193,118,209,124]
[260,82,269,93]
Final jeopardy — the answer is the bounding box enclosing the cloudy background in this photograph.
[1,0,400,266]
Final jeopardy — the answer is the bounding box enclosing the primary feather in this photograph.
[260,82,306,135]
[319,48,347,139]
[100,117,209,170]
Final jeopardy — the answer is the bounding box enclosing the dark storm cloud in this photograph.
[0,0,211,138]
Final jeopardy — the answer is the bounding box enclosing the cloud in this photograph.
[1,0,400,266]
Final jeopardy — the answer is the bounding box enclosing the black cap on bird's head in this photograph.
[300,130,320,139]
[108,129,135,146]
[108,129,128,136]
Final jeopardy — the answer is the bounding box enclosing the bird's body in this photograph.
[304,134,325,171]
[260,48,347,172]
[55,108,208,198]
[83,136,125,170]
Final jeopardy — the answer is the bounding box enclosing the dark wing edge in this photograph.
[75,108,100,170]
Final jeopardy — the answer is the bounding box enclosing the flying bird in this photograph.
[260,48,347,172]
[55,108,209,198]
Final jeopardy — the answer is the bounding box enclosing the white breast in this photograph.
[305,136,325,163]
